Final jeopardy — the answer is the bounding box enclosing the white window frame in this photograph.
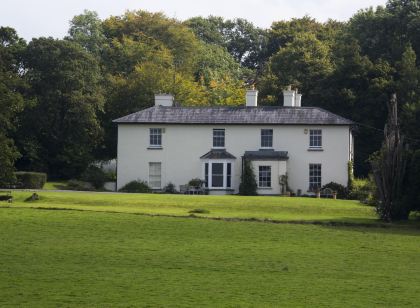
[148,162,162,189]
[212,129,225,148]
[258,165,272,188]
[202,160,233,189]
[309,129,322,148]
[309,163,322,191]
[149,128,163,147]
[261,129,273,148]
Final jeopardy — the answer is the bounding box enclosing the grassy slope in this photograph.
[7,191,379,224]
[1,208,419,307]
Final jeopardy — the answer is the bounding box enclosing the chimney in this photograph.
[295,92,302,107]
[246,89,258,107]
[283,85,295,107]
[155,94,174,107]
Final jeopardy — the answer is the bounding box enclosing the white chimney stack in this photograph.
[246,89,258,107]
[155,94,174,107]
[295,93,302,107]
[283,85,295,107]
[283,86,302,107]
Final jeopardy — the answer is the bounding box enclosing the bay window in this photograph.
[203,161,233,189]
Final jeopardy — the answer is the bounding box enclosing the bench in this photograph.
[0,191,13,203]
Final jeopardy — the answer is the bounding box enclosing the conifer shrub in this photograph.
[239,159,257,196]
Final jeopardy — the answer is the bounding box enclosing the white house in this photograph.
[114,88,354,195]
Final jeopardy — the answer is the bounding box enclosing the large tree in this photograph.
[0,27,26,185]
[17,38,104,178]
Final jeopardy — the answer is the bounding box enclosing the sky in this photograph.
[1,0,387,41]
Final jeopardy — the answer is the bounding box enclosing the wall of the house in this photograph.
[117,124,351,195]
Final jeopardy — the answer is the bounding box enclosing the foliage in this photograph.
[0,27,26,186]
[14,171,47,189]
[401,149,420,212]
[119,180,151,193]
[188,178,204,188]
[67,180,94,191]
[81,165,107,189]
[188,208,210,214]
[349,177,377,204]
[17,38,104,178]
[321,182,348,199]
[239,159,257,195]
[163,182,178,194]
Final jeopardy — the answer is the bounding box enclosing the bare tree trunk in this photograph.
[371,94,407,221]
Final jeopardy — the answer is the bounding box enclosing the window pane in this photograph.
[261,129,273,148]
[149,162,161,188]
[150,128,162,146]
[258,166,271,188]
[227,163,231,188]
[212,163,224,187]
[309,129,322,147]
[309,163,322,190]
[213,129,225,147]
[205,163,209,188]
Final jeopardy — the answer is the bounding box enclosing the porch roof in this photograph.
[200,149,236,159]
[243,150,289,161]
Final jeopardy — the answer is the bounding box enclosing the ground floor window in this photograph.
[309,163,322,190]
[204,161,233,189]
[258,166,271,188]
[149,162,162,189]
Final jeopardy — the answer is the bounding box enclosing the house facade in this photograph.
[114,88,354,195]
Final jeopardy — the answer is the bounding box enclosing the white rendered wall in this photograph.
[117,124,351,195]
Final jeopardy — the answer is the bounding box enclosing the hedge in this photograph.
[15,172,47,189]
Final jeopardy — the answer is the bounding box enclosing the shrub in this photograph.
[239,159,257,196]
[119,180,151,193]
[67,180,94,191]
[163,182,177,194]
[15,172,47,189]
[188,178,204,187]
[81,166,107,189]
[348,177,376,204]
[322,182,348,199]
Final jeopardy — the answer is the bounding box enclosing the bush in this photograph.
[322,182,348,199]
[81,166,107,189]
[163,182,178,194]
[119,180,151,193]
[188,178,204,187]
[15,172,47,189]
[348,177,376,204]
[239,159,257,196]
[67,180,94,191]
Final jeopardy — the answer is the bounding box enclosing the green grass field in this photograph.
[1,191,420,307]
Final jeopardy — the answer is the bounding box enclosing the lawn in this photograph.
[0,192,419,307]
[8,191,380,224]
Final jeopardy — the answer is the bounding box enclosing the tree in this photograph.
[18,38,104,178]
[67,10,106,57]
[0,27,26,185]
[371,94,409,221]
[239,160,257,195]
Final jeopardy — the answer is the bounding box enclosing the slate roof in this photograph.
[200,149,236,159]
[113,106,354,125]
[244,150,289,161]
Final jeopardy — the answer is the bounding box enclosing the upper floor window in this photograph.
[309,129,322,148]
[261,129,273,148]
[213,129,225,148]
[309,163,322,191]
[150,128,162,147]
[258,166,272,188]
